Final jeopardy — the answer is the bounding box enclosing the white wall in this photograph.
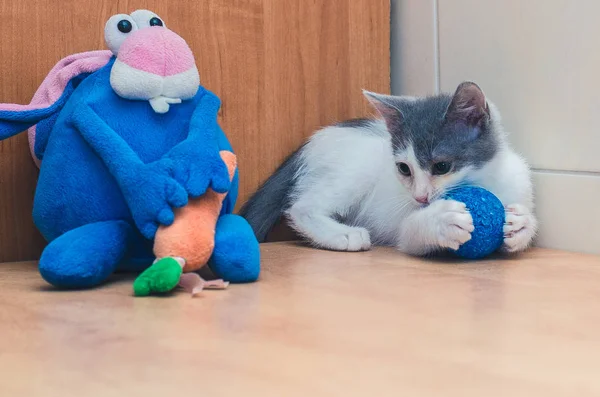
[391,0,600,254]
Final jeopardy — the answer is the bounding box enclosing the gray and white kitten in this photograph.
[240,82,538,255]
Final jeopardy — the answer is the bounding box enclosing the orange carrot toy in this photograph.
[133,151,242,297]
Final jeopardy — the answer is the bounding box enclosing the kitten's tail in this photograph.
[239,145,304,242]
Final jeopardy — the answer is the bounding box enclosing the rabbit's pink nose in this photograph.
[117,27,195,77]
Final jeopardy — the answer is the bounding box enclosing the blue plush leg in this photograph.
[209,214,260,283]
[39,220,134,289]
[117,231,155,273]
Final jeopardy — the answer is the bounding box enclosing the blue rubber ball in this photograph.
[443,186,505,259]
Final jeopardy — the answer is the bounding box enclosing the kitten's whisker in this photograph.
[378,195,413,207]
[392,201,414,217]
[390,200,412,212]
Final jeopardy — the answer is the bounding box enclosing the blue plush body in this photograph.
[34,59,238,240]
[444,186,505,259]
[0,58,260,288]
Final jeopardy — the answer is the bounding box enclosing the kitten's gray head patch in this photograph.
[364,82,500,172]
[336,118,373,129]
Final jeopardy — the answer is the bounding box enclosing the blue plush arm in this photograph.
[188,89,221,139]
[165,89,231,197]
[71,103,188,239]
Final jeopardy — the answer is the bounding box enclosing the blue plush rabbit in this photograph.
[0,9,260,289]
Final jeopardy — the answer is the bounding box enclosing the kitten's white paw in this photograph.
[430,200,474,250]
[324,227,371,252]
[502,204,537,253]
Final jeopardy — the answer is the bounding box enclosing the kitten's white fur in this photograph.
[285,103,537,255]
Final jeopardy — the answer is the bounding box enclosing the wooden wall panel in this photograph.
[0,0,390,262]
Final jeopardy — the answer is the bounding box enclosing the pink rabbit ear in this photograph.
[0,50,113,167]
[27,50,114,166]
[27,51,113,110]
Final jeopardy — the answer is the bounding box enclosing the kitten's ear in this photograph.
[445,81,490,125]
[363,90,404,133]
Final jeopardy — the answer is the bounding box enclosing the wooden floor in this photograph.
[1,242,600,396]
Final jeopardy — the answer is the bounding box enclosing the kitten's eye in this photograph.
[397,162,411,176]
[432,162,452,175]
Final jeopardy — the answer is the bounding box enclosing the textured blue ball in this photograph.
[443,186,505,259]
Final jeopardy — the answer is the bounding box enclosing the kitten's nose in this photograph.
[415,196,429,204]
